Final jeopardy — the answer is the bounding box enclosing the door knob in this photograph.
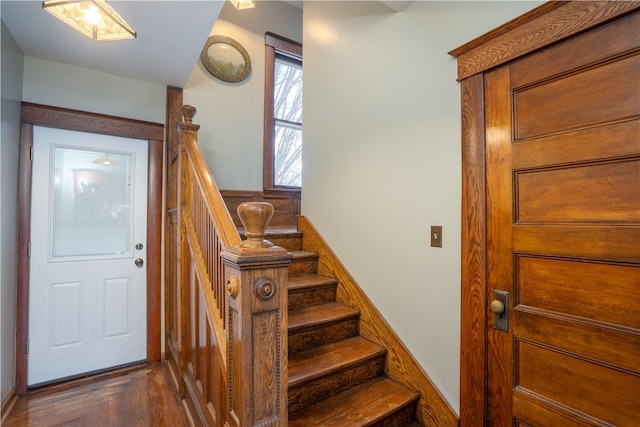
[491,290,509,332]
[490,299,505,314]
[135,258,144,267]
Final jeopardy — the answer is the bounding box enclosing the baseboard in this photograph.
[1,387,17,424]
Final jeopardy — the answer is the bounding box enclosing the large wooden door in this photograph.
[485,12,639,425]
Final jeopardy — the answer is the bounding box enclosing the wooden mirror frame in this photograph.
[200,35,252,83]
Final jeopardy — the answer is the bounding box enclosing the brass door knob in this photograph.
[490,299,505,314]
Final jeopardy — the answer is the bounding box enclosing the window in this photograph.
[264,33,303,190]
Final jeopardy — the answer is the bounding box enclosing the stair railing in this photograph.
[177,105,290,426]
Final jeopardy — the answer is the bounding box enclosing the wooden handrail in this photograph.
[175,105,289,426]
[180,105,241,249]
[178,106,235,364]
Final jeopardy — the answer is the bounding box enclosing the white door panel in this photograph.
[28,126,147,386]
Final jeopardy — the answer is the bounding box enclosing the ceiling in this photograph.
[2,1,414,88]
[1,1,225,88]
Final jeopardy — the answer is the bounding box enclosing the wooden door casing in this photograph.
[452,2,640,425]
[16,103,164,395]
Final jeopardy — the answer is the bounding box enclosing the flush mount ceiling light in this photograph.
[230,0,256,10]
[42,0,136,43]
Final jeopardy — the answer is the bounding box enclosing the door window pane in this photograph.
[52,147,133,258]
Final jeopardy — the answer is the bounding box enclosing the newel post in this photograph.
[175,105,200,397]
[222,202,290,426]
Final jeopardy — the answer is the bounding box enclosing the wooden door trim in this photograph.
[449,1,640,81]
[15,103,164,395]
[453,2,640,426]
[458,74,487,427]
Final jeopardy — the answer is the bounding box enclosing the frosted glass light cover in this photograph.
[42,0,136,43]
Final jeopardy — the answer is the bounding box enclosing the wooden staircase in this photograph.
[263,228,422,426]
[170,106,456,426]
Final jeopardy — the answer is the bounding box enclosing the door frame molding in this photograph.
[15,102,164,395]
[451,2,640,425]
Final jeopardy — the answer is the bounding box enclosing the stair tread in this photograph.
[289,336,385,387]
[289,303,359,332]
[265,226,300,235]
[288,377,419,426]
[288,274,338,291]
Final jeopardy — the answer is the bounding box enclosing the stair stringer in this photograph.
[296,216,459,427]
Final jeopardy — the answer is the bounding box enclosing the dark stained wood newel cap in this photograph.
[237,202,275,249]
[181,105,196,122]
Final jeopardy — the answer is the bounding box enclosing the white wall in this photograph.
[1,19,24,406]
[183,1,302,190]
[22,56,166,124]
[1,55,167,398]
[302,1,543,414]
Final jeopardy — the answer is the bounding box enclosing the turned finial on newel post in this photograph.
[237,202,275,248]
[181,105,196,123]
[178,105,200,137]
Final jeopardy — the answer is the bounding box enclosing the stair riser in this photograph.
[288,287,337,310]
[288,357,385,413]
[268,236,302,252]
[370,402,419,427]
[289,319,358,353]
[288,260,318,276]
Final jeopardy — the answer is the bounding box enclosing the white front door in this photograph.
[28,126,148,386]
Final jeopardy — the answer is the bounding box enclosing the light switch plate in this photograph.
[431,225,443,248]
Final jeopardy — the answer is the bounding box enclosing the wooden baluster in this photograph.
[223,202,290,427]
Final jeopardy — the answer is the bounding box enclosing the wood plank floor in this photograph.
[2,362,193,427]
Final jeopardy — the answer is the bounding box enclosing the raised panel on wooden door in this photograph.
[517,256,639,329]
[516,340,637,426]
[515,159,639,222]
[513,54,639,140]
